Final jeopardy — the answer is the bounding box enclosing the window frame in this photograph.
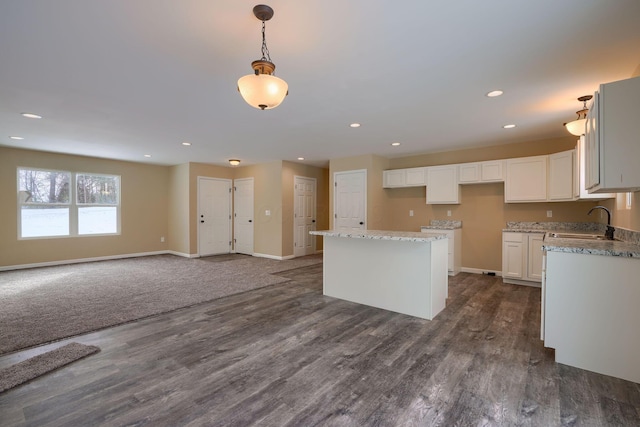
[17,167,122,240]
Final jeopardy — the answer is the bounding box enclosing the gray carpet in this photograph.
[0,254,323,355]
[0,342,100,393]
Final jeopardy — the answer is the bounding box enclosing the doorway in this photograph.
[293,176,317,257]
[333,169,367,230]
[234,177,254,255]
[197,177,232,256]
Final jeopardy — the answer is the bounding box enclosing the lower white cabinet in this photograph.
[421,227,461,275]
[502,232,544,285]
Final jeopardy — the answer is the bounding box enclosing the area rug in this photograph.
[0,254,322,355]
[0,342,100,393]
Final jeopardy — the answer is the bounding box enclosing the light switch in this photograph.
[409,210,414,217]
[265,210,271,216]
[447,210,452,217]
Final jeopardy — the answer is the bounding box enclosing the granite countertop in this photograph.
[505,221,640,257]
[543,232,640,258]
[420,220,462,230]
[310,230,448,242]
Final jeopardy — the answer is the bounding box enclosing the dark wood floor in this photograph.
[1,264,639,426]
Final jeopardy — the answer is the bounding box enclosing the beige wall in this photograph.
[168,163,190,255]
[1,146,169,267]
[328,137,635,273]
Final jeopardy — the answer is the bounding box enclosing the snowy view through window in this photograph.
[18,168,119,238]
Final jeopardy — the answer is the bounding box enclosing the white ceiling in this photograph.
[1,1,640,168]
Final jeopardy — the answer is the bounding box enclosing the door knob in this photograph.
[359,221,364,225]
[312,220,316,223]
[200,220,204,223]
[249,219,252,223]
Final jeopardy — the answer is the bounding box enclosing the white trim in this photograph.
[0,250,183,271]
[461,267,502,276]
[253,252,295,261]
[502,277,542,288]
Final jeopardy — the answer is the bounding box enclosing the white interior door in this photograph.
[198,177,232,256]
[334,170,366,230]
[294,176,316,257]
[234,177,254,255]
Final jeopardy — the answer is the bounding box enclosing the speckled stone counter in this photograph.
[420,220,462,230]
[310,229,447,242]
[312,229,448,320]
[543,233,640,258]
[504,221,640,257]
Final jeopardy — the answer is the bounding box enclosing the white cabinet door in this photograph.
[526,234,544,281]
[405,167,427,186]
[426,165,460,204]
[458,163,480,183]
[575,136,615,200]
[481,160,504,182]
[548,150,574,201]
[586,76,640,193]
[505,156,548,202]
[585,93,600,190]
[383,169,405,188]
[502,240,524,279]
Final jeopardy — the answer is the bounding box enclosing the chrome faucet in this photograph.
[588,205,615,240]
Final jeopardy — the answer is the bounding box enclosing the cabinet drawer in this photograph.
[503,232,524,243]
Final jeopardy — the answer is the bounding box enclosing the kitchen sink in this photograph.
[548,232,608,240]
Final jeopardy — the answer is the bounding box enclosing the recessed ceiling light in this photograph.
[21,113,42,119]
[350,123,361,128]
[391,142,401,146]
[181,142,192,146]
[144,154,152,158]
[487,90,504,97]
[503,124,516,129]
[9,136,24,140]
[297,157,305,160]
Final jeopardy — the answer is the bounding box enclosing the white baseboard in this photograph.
[0,250,175,271]
[460,267,502,276]
[166,251,198,258]
[253,252,295,261]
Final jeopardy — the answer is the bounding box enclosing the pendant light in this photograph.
[237,5,288,110]
[564,95,593,136]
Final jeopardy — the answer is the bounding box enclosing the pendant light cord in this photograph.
[261,20,272,62]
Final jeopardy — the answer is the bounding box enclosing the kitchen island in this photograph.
[309,230,448,320]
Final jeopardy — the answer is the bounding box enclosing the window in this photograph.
[18,168,120,238]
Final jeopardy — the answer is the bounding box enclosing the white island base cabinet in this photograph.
[321,235,448,320]
[544,251,640,384]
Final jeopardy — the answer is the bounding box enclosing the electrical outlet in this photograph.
[447,210,452,217]
[409,210,414,217]
[265,210,271,216]
[547,210,552,218]
[160,236,165,242]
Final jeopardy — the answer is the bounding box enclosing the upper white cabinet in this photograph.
[585,76,640,193]
[548,150,574,201]
[383,167,426,188]
[505,156,548,202]
[574,136,615,200]
[458,160,505,184]
[426,165,460,204]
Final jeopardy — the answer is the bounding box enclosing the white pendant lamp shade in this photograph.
[565,118,587,136]
[238,73,288,110]
[564,95,593,136]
